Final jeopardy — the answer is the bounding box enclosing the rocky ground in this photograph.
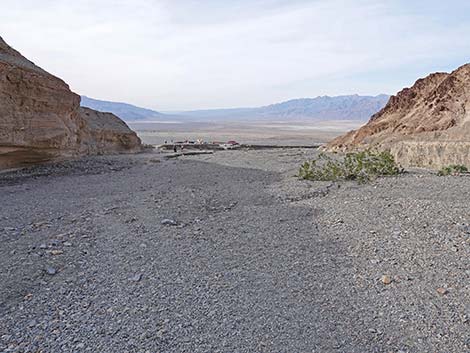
[0,149,469,353]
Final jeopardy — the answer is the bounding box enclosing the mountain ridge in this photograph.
[81,94,390,122]
[81,96,166,121]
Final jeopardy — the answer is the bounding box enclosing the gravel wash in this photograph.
[0,150,469,352]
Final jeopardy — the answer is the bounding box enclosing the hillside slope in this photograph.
[327,64,470,168]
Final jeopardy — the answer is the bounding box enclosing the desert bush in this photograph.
[437,165,468,176]
[298,150,401,183]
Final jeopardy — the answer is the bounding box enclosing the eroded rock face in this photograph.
[78,107,142,155]
[326,64,470,168]
[0,36,141,169]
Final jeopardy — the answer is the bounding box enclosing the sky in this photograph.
[1,0,469,110]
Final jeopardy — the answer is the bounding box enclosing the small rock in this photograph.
[437,287,448,295]
[381,275,392,285]
[131,273,142,282]
[125,217,138,223]
[161,219,177,226]
[63,241,73,247]
[458,224,470,234]
[50,250,64,255]
[31,221,49,229]
[45,266,57,276]
[156,328,166,338]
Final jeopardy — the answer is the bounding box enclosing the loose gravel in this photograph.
[0,149,469,352]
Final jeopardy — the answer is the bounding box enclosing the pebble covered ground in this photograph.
[0,149,469,352]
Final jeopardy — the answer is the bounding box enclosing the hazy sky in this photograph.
[1,0,469,110]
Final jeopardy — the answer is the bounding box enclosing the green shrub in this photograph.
[437,165,468,176]
[298,150,401,183]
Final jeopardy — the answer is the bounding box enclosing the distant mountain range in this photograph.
[178,95,390,121]
[81,96,166,121]
[80,94,390,122]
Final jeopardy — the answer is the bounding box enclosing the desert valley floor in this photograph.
[1,149,469,352]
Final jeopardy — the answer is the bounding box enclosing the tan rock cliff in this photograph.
[0,36,141,168]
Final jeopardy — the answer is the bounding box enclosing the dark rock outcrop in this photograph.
[327,64,470,168]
